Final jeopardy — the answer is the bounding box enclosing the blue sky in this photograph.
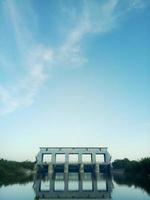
[0,0,150,161]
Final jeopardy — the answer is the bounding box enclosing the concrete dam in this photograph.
[35,147,111,174]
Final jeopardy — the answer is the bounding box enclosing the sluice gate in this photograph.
[35,147,111,175]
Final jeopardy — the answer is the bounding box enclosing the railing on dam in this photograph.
[35,147,111,174]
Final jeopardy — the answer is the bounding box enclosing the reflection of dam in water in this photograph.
[33,172,113,199]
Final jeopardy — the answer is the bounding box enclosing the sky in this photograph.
[0,0,150,161]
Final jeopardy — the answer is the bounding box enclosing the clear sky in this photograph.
[0,0,150,161]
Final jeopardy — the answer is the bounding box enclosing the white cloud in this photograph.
[128,0,149,9]
[0,1,55,116]
[0,45,54,115]
[0,86,18,115]
[0,0,149,116]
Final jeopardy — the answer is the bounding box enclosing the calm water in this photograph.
[0,173,150,200]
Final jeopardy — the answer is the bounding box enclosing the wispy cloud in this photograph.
[57,0,148,67]
[0,45,54,115]
[0,0,149,116]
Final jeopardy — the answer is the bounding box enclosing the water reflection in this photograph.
[68,173,79,191]
[0,175,33,187]
[33,172,113,199]
[113,174,150,196]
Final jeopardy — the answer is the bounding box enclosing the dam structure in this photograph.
[35,147,111,175]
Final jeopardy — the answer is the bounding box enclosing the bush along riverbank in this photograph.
[112,157,150,178]
[0,159,34,185]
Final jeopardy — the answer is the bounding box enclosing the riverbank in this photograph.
[112,158,150,195]
[112,157,150,179]
[1,157,150,185]
[0,159,34,185]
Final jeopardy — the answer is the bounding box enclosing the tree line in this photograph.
[112,157,150,177]
[0,159,34,184]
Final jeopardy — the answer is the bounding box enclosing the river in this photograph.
[0,172,150,200]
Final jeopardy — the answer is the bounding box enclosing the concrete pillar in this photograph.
[65,152,69,163]
[64,173,68,191]
[35,164,39,174]
[92,176,97,191]
[48,164,53,177]
[78,153,82,164]
[37,153,43,164]
[80,163,84,174]
[79,152,84,175]
[105,152,111,163]
[92,153,96,164]
[95,163,99,174]
[104,153,106,163]
[64,152,69,174]
[106,178,112,192]
[50,177,55,191]
[79,173,83,191]
[33,179,41,193]
[64,163,68,174]
[51,153,55,164]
